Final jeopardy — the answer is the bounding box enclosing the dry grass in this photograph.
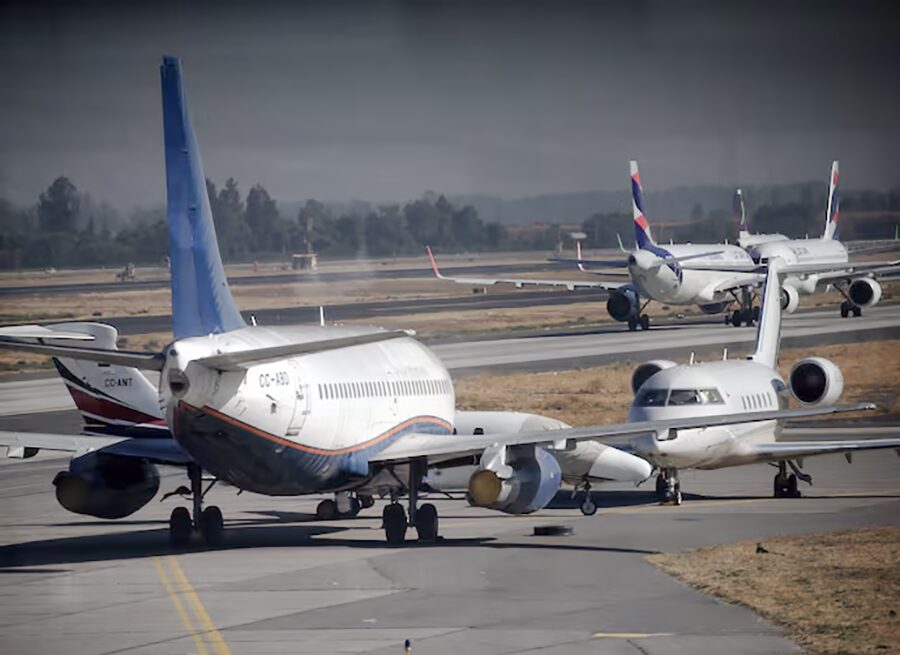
[454,340,900,426]
[647,526,900,655]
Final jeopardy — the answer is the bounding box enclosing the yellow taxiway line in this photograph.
[154,555,231,655]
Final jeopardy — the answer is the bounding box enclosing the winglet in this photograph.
[575,241,589,273]
[425,246,447,280]
[161,56,246,339]
[616,233,628,253]
[823,160,839,241]
[735,189,748,235]
[630,160,654,249]
[750,259,783,368]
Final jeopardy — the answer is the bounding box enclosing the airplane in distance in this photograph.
[428,161,767,331]
[0,57,874,546]
[25,321,654,519]
[626,258,900,504]
[734,188,788,249]
[742,162,900,319]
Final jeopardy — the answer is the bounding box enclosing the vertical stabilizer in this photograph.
[630,161,655,249]
[735,189,748,237]
[823,160,839,241]
[750,260,783,368]
[161,56,245,339]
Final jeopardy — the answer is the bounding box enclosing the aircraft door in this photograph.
[286,361,309,436]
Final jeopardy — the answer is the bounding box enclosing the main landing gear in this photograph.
[627,298,652,332]
[168,464,223,547]
[772,461,809,498]
[727,288,760,327]
[383,459,439,545]
[839,301,862,318]
[574,481,597,515]
[655,468,682,505]
[315,492,375,520]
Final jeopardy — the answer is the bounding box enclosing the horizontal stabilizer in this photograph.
[196,330,412,370]
[0,325,96,341]
[0,338,164,370]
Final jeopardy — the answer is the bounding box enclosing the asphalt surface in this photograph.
[1,409,898,654]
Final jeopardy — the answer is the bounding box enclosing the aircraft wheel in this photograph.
[852,305,862,318]
[169,507,192,547]
[383,503,407,545]
[752,306,761,321]
[787,474,801,498]
[840,302,849,318]
[343,497,362,517]
[627,317,637,331]
[674,489,683,506]
[639,314,650,331]
[316,498,338,520]
[415,503,439,542]
[358,494,375,509]
[655,475,667,502]
[200,506,224,546]
[580,497,597,516]
[730,311,742,327]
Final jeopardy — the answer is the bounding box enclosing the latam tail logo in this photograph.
[630,161,653,249]
[824,160,839,240]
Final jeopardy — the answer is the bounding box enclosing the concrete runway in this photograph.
[0,418,898,654]
[4,302,898,416]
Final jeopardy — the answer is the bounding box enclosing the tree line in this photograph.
[1,175,897,270]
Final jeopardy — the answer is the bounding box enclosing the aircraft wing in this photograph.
[370,403,874,464]
[748,436,900,463]
[0,431,192,465]
[710,273,766,294]
[0,325,96,341]
[427,247,625,291]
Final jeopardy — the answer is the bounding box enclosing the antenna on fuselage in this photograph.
[689,352,695,365]
[722,348,728,361]
[319,306,325,326]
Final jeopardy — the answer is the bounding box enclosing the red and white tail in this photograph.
[823,160,839,241]
[46,323,166,433]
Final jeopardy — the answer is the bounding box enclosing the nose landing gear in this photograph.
[167,465,223,547]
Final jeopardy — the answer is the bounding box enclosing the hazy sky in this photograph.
[2,0,899,209]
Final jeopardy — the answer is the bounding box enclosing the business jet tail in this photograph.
[749,259,783,368]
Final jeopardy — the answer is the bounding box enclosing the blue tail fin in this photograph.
[160,56,245,339]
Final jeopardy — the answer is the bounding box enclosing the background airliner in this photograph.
[0,57,872,546]
[744,161,900,318]
[429,161,766,330]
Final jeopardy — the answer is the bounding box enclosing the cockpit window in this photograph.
[635,388,669,407]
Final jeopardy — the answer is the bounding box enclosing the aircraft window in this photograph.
[318,384,322,399]
[667,389,725,406]
[635,388,669,407]
[698,389,724,404]
[366,382,372,396]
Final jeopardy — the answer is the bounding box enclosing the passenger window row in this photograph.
[317,378,452,401]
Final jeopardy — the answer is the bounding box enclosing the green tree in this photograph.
[38,176,80,232]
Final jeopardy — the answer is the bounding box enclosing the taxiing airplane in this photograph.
[626,257,900,504]
[747,161,900,318]
[734,188,788,249]
[0,58,876,546]
[429,161,766,331]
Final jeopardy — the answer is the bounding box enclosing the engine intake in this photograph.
[54,452,160,519]
[780,285,799,314]
[788,357,844,406]
[606,286,639,322]
[848,278,882,308]
[631,360,677,395]
[467,446,561,514]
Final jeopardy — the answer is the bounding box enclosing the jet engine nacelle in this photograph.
[54,452,160,519]
[467,446,561,514]
[698,302,730,315]
[780,285,800,314]
[789,357,844,406]
[606,285,639,322]
[631,359,678,395]
[848,278,882,308]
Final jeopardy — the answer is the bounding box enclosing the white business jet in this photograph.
[748,161,900,318]
[428,161,765,331]
[0,58,872,546]
[627,257,900,504]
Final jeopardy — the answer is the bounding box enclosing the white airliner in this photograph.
[626,258,900,503]
[428,161,766,330]
[0,58,876,546]
[747,161,900,318]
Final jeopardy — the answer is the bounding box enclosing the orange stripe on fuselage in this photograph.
[178,401,452,457]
